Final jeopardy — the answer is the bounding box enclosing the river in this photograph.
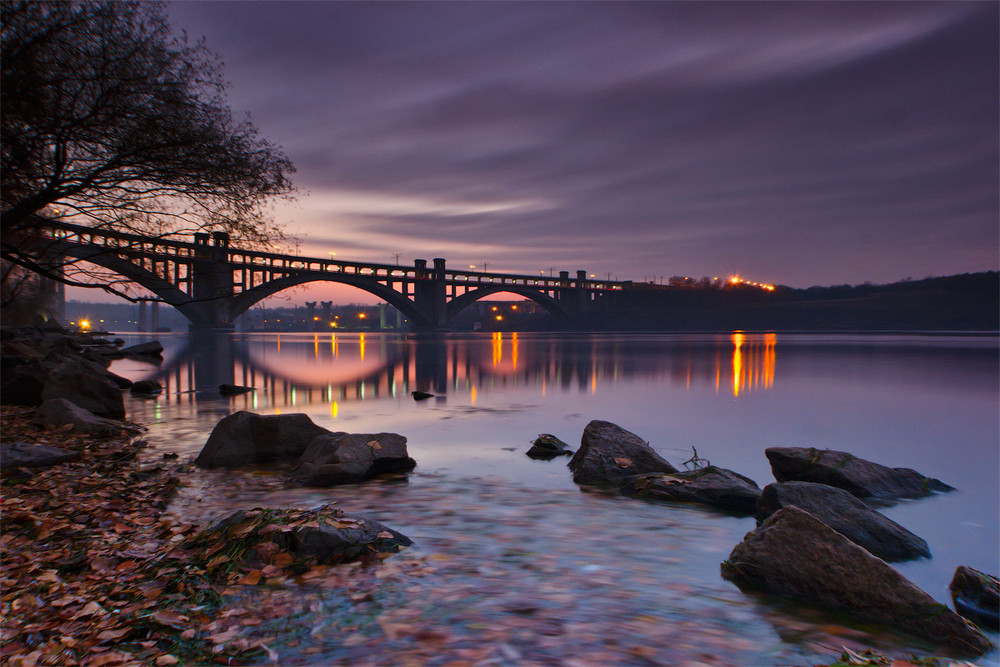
[109,331,999,665]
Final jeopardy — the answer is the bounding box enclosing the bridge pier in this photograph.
[190,231,236,329]
[413,258,449,330]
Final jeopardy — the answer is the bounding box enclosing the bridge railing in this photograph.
[36,219,627,292]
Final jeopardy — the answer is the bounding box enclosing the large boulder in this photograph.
[568,420,678,486]
[31,398,131,437]
[950,566,999,631]
[290,432,416,486]
[0,360,47,406]
[721,507,992,656]
[756,481,930,562]
[621,466,761,514]
[195,411,331,468]
[765,447,953,500]
[1,441,80,473]
[40,359,125,419]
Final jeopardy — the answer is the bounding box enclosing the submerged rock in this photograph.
[721,507,991,656]
[194,506,411,571]
[568,420,677,486]
[129,380,163,397]
[195,411,331,468]
[290,432,416,486]
[764,447,954,500]
[950,566,999,631]
[119,340,164,357]
[527,433,575,460]
[219,383,254,396]
[621,466,761,514]
[756,481,930,562]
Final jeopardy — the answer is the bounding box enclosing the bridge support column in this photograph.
[413,258,449,330]
[190,231,235,330]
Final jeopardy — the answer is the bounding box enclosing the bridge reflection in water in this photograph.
[143,332,780,410]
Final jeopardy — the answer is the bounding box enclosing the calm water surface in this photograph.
[111,332,999,665]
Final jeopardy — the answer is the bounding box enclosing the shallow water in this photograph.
[111,331,999,665]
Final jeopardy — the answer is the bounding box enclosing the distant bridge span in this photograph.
[22,220,628,330]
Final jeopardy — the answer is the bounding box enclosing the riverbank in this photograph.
[0,406,238,665]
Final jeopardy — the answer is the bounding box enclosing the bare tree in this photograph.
[1,0,296,303]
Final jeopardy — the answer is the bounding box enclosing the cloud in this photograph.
[167,1,998,288]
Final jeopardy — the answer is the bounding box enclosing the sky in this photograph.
[79,1,999,304]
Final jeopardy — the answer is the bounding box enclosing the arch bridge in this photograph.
[21,220,628,330]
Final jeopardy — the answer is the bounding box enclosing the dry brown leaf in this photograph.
[152,610,189,629]
[239,570,262,586]
[272,552,294,568]
[154,655,179,665]
[614,457,633,467]
[206,554,229,569]
[96,628,129,641]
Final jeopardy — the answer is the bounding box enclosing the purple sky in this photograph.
[157,1,998,295]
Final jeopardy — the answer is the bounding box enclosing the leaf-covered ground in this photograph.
[1,406,273,665]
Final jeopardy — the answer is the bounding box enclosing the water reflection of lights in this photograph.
[728,332,776,398]
[130,332,781,411]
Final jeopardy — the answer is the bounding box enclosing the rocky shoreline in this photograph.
[1,324,997,664]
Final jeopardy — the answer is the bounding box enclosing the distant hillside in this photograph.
[592,272,999,331]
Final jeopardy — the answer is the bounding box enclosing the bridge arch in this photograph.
[227,272,431,328]
[53,242,217,325]
[446,285,570,321]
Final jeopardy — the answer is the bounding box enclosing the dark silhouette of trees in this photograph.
[1,0,296,306]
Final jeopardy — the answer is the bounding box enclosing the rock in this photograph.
[621,466,762,514]
[219,383,254,396]
[0,360,47,406]
[756,481,930,562]
[568,420,677,486]
[197,505,411,568]
[290,432,416,486]
[119,340,163,357]
[411,391,433,401]
[950,566,999,631]
[765,447,954,500]
[194,411,331,468]
[527,433,574,460]
[721,507,992,656]
[31,398,130,437]
[1,441,80,472]
[40,360,125,419]
[130,380,163,396]
[293,517,412,562]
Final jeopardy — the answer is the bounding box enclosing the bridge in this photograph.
[20,220,630,331]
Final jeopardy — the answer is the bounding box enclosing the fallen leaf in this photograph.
[239,570,262,586]
[206,554,229,569]
[97,628,129,641]
[272,552,293,568]
[155,655,179,665]
[614,457,633,467]
[152,611,189,629]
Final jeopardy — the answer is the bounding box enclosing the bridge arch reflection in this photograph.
[129,332,781,412]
